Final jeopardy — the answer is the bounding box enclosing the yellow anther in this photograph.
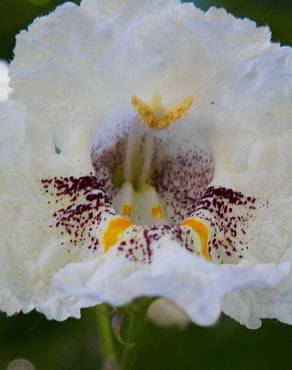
[131,95,194,130]
[180,218,210,261]
[151,205,165,220]
[102,217,133,253]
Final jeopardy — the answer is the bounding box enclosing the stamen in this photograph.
[119,182,134,220]
[151,205,165,220]
[122,205,132,219]
[131,94,194,130]
[180,218,210,261]
[142,184,166,224]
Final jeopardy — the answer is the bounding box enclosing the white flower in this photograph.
[1,0,292,329]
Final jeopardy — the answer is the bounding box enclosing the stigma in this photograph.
[131,93,194,130]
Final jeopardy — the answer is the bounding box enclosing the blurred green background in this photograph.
[1,1,292,369]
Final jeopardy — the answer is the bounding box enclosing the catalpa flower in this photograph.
[1,0,292,330]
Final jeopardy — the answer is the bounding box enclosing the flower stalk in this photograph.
[120,298,152,370]
[96,304,119,370]
[96,299,153,370]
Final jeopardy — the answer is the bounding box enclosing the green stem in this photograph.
[96,304,118,370]
[120,298,151,370]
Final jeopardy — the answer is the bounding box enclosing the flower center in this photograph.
[119,93,194,225]
[97,94,213,260]
[41,93,257,265]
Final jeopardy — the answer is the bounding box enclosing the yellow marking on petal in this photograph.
[151,205,165,220]
[181,218,210,261]
[121,204,132,219]
[131,95,194,130]
[102,217,133,253]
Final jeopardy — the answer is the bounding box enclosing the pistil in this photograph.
[124,120,142,183]
[137,131,154,189]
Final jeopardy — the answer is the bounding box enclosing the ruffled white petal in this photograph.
[211,129,292,327]
[0,101,95,320]
[223,247,292,328]
[81,0,128,20]
[55,239,289,326]
[12,1,277,147]
[81,0,179,21]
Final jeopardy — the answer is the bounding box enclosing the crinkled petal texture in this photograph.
[1,0,292,327]
[54,244,289,326]
[0,100,97,319]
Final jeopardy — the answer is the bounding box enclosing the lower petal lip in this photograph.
[53,244,290,326]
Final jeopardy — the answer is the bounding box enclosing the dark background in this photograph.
[1,1,292,369]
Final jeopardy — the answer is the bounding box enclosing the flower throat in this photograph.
[118,93,194,223]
